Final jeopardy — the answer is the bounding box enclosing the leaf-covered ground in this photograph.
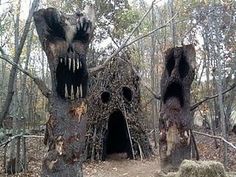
[194,126,236,171]
[0,137,160,177]
[0,128,235,177]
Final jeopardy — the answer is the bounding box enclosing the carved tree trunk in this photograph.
[159,45,196,171]
[33,8,93,176]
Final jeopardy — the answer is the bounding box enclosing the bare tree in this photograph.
[0,0,39,127]
[151,7,158,149]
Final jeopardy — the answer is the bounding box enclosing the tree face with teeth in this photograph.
[34,8,93,99]
[33,8,94,176]
[159,45,196,171]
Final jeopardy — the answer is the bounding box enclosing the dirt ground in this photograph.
[84,157,159,177]
[0,137,160,177]
[0,127,236,177]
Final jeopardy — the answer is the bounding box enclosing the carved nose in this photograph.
[67,44,74,53]
[171,68,179,79]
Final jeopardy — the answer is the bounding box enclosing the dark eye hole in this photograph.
[179,55,189,78]
[166,57,175,76]
[101,91,111,103]
[122,87,133,102]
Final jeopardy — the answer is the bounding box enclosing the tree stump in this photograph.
[159,45,196,171]
[33,8,93,176]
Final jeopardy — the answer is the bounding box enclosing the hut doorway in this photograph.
[105,110,132,159]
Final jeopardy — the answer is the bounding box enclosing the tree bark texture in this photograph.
[159,45,196,171]
[33,8,93,176]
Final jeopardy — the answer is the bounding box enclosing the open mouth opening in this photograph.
[56,54,87,99]
[104,110,132,159]
[163,82,184,107]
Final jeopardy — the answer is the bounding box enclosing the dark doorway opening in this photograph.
[104,110,132,159]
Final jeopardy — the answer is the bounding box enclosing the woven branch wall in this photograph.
[85,57,152,161]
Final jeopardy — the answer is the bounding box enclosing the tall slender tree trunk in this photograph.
[0,47,7,106]
[214,45,228,167]
[217,81,228,166]
[168,0,176,46]
[0,0,39,127]
[151,8,158,149]
[8,1,22,174]
[211,6,228,166]
[20,28,34,118]
[202,26,218,148]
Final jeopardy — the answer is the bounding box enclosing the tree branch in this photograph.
[181,9,215,45]
[23,134,44,138]
[190,83,236,111]
[89,12,178,74]
[88,0,157,74]
[193,130,236,150]
[126,12,178,48]
[0,55,51,98]
[0,133,44,147]
[0,133,23,147]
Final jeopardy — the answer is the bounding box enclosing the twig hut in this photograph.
[85,57,152,161]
